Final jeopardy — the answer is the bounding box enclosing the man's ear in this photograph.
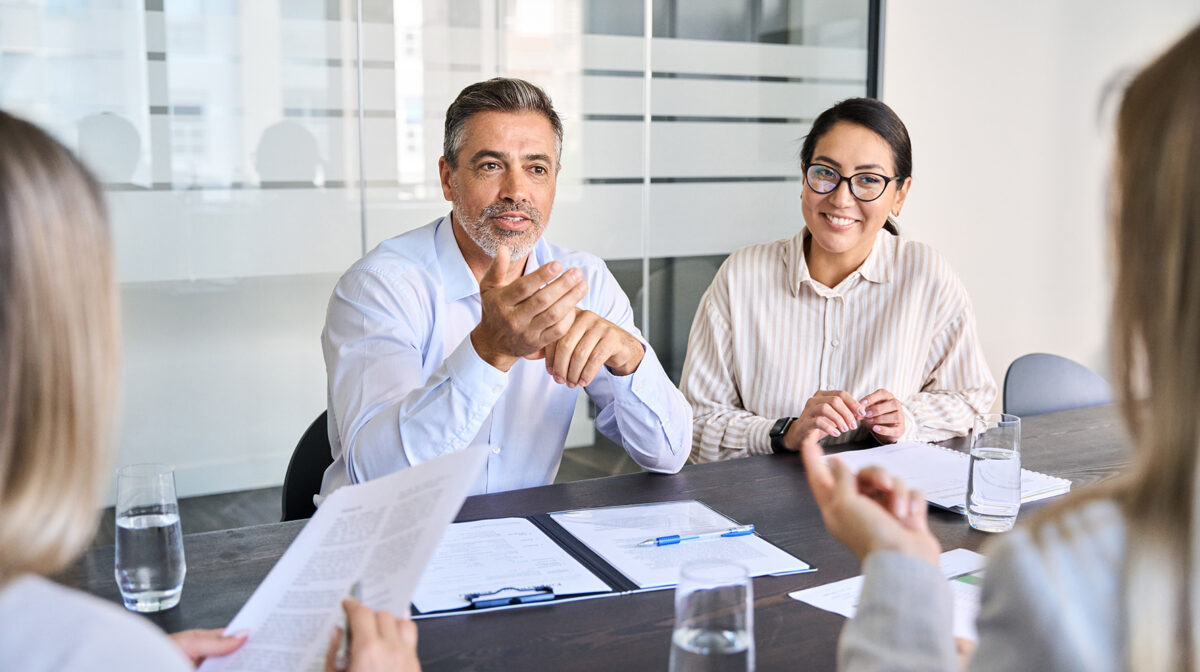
[438,156,454,202]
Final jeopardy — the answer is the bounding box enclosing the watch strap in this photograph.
[769,417,798,453]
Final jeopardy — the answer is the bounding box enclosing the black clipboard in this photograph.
[410,500,812,619]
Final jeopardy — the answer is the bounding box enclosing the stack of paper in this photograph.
[789,548,986,642]
[829,441,1071,513]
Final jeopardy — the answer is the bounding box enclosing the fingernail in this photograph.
[864,410,874,418]
[840,425,850,433]
[230,629,251,639]
[830,429,841,437]
[554,375,564,384]
[568,268,581,280]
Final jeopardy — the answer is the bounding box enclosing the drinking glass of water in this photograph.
[114,463,186,612]
[967,413,1022,533]
[669,560,754,672]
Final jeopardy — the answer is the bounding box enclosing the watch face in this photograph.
[772,417,792,439]
[770,417,795,453]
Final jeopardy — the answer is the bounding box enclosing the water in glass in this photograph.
[966,446,1021,533]
[670,625,752,672]
[115,505,186,612]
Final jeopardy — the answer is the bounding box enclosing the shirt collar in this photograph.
[784,226,897,296]
[858,229,897,284]
[435,213,547,302]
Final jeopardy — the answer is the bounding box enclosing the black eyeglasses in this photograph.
[804,163,903,202]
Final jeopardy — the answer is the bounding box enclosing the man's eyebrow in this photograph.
[524,152,553,164]
[468,149,508,164]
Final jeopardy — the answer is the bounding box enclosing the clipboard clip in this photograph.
[464,585,555,609]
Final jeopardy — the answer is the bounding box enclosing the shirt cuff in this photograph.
[604,340,654,398]
[898,405,920,442]
[748,415,777,456]
[444,334,510,408]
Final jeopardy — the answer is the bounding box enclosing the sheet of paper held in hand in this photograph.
[829,441,1071,511]
[549,500,812,588]
[198,444,491,672]
[410,517,611,613]
[788,548,986,642]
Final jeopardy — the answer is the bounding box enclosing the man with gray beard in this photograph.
[318,78,690,498]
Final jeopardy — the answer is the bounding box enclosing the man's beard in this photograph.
[454,199,546,260]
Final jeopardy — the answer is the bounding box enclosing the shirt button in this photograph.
[491,447,501,455]
[831,339,840,347]
[492,385,503,394]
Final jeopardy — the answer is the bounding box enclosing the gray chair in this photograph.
[280,411,333,521]
[1003,353,1113,417]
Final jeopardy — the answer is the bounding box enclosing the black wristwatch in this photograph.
[769,417,798,453]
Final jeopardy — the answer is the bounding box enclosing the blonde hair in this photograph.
[1023,22,1200,671]
[1112,23,1200,670]
[0,112,119,581]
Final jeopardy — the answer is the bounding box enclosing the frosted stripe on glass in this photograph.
[582,34,645,71]
[279,19,395,62]
[650,122,810,178]
[110,190,364,283]
[653,39,867,80]
[652,79,863,119]
[580,120,643,179]
[582,76,644,116]
[648,182,803,257]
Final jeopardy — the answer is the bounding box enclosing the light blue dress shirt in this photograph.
[319,215,690,497]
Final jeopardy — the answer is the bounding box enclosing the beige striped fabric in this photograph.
[680,228,997,463]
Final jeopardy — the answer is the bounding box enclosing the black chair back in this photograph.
[280,410,333,521]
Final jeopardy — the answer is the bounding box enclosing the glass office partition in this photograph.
[0,0,874,497]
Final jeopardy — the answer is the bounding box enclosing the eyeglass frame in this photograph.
[802,162,906,203]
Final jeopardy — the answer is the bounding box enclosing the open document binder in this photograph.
[411,499,813,618]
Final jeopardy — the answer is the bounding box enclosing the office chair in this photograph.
[1003,352,1114,417]
[280,410,334,521]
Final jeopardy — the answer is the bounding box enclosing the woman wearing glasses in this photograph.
[680,98,996,462]
[804,23,1200,671]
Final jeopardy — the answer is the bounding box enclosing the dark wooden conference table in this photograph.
[60,405,1129,671]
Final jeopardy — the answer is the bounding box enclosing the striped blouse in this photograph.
[680,228,997,463]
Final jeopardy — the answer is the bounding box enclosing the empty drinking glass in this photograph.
[967,413,1022,533]
[669,560,754,672]
[114,463,186,612]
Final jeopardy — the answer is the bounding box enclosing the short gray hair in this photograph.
[443,78,563,168]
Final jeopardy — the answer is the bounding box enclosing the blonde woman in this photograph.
[800,22,1200,672]
[0,112,419,672]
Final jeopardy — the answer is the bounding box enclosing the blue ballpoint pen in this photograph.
[637,524,756,547]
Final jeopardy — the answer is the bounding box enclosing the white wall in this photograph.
[881,0,1200,402]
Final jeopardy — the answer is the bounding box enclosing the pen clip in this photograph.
[464,585,555,609]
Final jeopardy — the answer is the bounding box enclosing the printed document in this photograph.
[549,500,810,588]
[789,548,986,642]
[198,444,490,672]
[411,517,610,612]
[829,442,1071,511]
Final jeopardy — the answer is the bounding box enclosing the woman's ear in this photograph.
[891,176,912,216]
